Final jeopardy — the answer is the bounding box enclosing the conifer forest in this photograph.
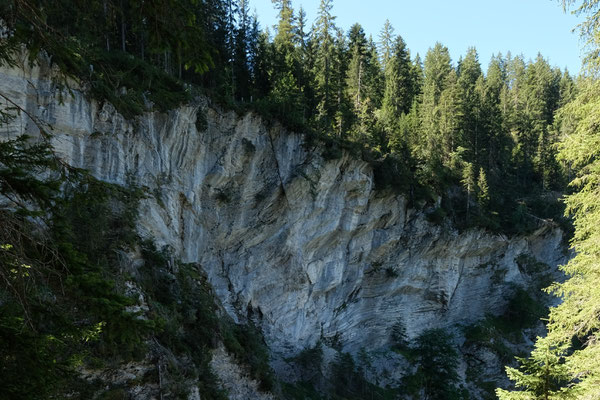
[1,0,600,399]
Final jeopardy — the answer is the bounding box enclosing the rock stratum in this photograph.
[0,56,567,396]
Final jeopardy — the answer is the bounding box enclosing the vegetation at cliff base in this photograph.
[0,130,273,399]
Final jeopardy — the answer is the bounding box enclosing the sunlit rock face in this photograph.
[0,58,566,362]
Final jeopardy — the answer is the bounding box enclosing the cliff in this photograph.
[0,55,567,398]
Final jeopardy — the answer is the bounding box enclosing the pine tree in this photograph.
[201,0,230,87]
[562,0,600,71]
[266,0,304,121]
[558,70,576,108]
[252,29,273,99]
[224,0,239,98]
[412,329,462,399]
[539,76,600,398]
[365,37,384,109]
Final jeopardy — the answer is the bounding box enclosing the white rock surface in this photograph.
[0,56,566,364]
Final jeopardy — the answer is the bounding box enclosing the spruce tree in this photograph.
[412,53,424,99]
[378,19,395,68]
[268,0,304,121]
[345,24,382,143]
[346,23,369,122]
[331,27,351,137]
[497,337,571,400]
[462,161,476,223]
[233,0,252,101]
[381,34,414,129]
[419,43,454,173]
[483,54,512,178]
[252,29,274,99]
[295,6,316,123]
[456,47,483,169]
[272,0,295,48]
[438,69,461,166]
[314,0,337,128]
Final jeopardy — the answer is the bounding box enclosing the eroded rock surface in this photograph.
[1,58,567,390]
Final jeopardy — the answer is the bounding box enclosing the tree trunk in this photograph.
[120,0,126,52]
[104,0,110,51]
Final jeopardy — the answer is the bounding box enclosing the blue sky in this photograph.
[249,0,583,74]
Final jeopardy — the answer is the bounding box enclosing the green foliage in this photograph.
[281,381,326,400]
[497,337,571,400]
[0,304,78,400]
[499,4,600,394]
[0,1,589,395]
[0,152,237,399]
[0,136,81,399]
[515,254,551,278]
[463,287,551,398]
[137,245,227,399]
[0,146,152,398]
[292,343,324,375]
[372,153,423,197]
[0,135,62,210]
[97,387,129,400]
[0,133,232,398]
[399,329,467,400]
[390,319,410,354]
[80,49,192,118]
[222,320,275,391]
[2,0,201,118]
[504,288,548,331]
[49,178,155,360]
[286,343,400,400]
[464,288,547,353]
[281,344,325,399]
[329,352,398,400]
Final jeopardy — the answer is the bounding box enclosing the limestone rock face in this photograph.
[0,58,566,362]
